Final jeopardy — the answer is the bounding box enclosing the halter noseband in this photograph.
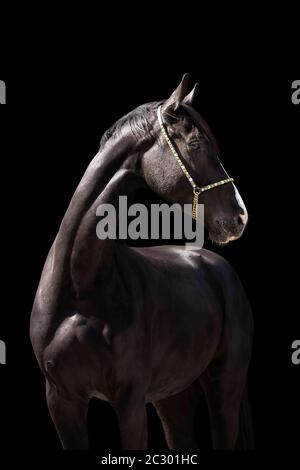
[157,105,234,219]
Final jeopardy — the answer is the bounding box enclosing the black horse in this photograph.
[30,74,253,450]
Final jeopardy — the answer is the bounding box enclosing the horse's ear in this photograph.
[183,83,199,106]
[163,73,190,112]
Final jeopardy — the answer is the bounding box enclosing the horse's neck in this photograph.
[49,136,142,297]
[59,136,136,243]
[70,168,142,296]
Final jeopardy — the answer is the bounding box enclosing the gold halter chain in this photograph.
[157,105,234,219]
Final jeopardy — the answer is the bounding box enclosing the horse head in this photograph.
[140,74,248,245]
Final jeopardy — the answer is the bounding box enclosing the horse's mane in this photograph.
[100,101,162,149]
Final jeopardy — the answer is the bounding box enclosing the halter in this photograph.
[157,106,234,219]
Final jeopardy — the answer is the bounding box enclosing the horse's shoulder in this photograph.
[198,248,231,265]
[196,248,238,278]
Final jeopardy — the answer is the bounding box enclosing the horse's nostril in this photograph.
[216,216,246,233]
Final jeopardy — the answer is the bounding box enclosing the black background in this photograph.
[0,67,299,459]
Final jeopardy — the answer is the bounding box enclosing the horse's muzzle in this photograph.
[210,216,247,245]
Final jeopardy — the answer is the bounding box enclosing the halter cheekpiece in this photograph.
[157,105,234,219]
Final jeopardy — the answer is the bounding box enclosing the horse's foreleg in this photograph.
[200,367,247,450]
[152,382,201,449]
[112,387,148,450]
[46,380,89,450]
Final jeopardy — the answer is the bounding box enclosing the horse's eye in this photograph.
[188,139,201,150]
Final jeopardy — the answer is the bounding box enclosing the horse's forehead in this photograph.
[183,106,208,131]
[183,106,220,153]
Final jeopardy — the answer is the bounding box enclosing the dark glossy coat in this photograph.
[30,75,253,450]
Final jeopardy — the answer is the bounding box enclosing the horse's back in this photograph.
[126,245,252,400]
[129,245,243,303]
